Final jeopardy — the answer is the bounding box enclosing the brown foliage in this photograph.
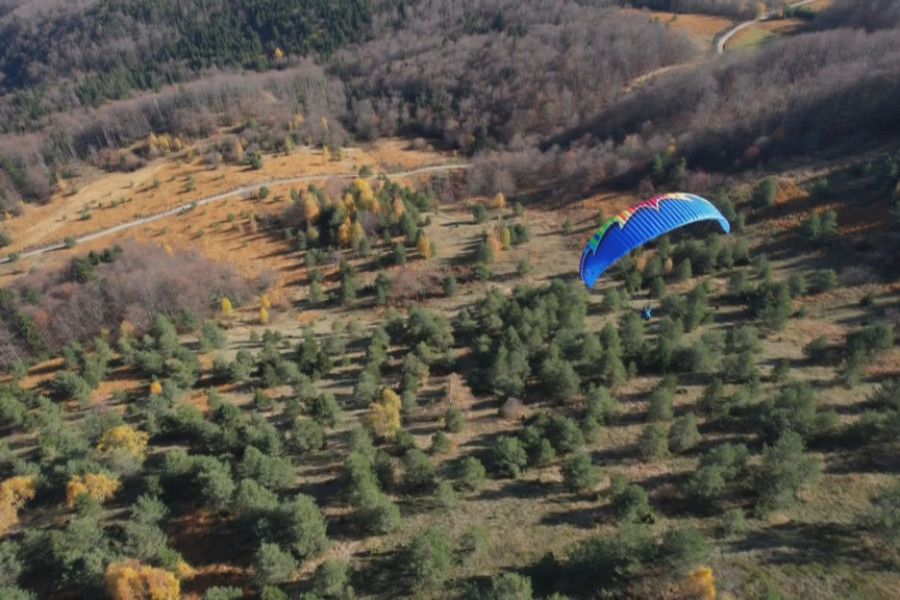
[2,240,252,365]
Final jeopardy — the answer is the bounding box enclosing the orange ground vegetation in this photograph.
[0,139,456,310]
[4,139,447,253]
[619,9,734,36]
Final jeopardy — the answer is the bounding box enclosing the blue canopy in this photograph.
[579,192,730,288]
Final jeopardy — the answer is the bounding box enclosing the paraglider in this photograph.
[579,192,730,289]
[639,305,653,321]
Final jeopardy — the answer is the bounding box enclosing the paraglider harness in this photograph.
[639,305,653,321]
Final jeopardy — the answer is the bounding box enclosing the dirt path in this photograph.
[1,163,470,264]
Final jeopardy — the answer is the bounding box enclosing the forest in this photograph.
[0,0,897,599]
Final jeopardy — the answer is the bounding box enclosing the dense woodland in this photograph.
[0,0,899,599]
[2,0,899,207]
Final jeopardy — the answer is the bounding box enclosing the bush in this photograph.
[757,431,822,511]
[668,413,701,453]
[752,176,777,207]
[313,559,353,599]
[430,431,452,455]
[561,452,599,494]
[454,457,487,492]
[352,488,402,535]
[444,406,465,433]
[402,449,436,493]
[717,507,747,538]
[638,423,670,460]
[611,482,656,524]
[253,543,298,586]
[659,526,710,578]
[482,572,534,600]
[401,528,454,594]
[809,269,838,294]
[647,384,674,422]
[492,436,528,478]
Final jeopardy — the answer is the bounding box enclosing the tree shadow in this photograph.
[725,520,876,568]
[475,477,552,502]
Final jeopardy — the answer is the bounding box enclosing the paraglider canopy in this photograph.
[579,192,730,289]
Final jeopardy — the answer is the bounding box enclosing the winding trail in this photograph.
[625,0,819,93]
[2,162,470,264]
[716,0,818,54]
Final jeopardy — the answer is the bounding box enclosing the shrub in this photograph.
[638,423,670,461]
[611,482,656,524]
[752,176,777,207]
[454,457,487,492]
[401,528,454,594]
[492,436,528,478]
[668,413,701,453]
[756,431,822,511]
[402,449,436,492]
[313,559,352,599]
[561,453,599,494]
[444,406,465,433]
[253,543,298,586]
[482,573,534,600]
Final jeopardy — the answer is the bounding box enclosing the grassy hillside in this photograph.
[0,1,898,599]
[0,133,895,600]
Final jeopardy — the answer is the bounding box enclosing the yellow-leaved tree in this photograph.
[119,320,136,341]
[261,294,271,309]
[486,231,503,255]
[322,145,331,163]
[342,192,356,216]
[337,218,353,247]
[105,560,180,600]
[0,475,36,536]
[352,178,374,207]
[680,566,716,600]
[260,307,269,325]
[500,226,511,250]
[221,297,233,314]
[351,222,366,246]
[66,473,120,508]
[392,197,405,220]
[233,139,244,164]
[416,234,432,259]
[303,194,321,224]
[365,388,402,440]
[97,424,149,461]
[493,191,506,210]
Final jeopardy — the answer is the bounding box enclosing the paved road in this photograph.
[2,162,471,263]
[717,0,818,54]
[624,0,818,92]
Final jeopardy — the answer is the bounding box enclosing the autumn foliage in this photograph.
[96,424,150,461]
[365,388,402,440]
[66,473,121,508]
[105,560,180,600]
[0,476,36,536]
[677,566,716,600]
[416,234,432,259]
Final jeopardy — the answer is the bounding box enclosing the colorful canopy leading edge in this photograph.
[579,192,730,288]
